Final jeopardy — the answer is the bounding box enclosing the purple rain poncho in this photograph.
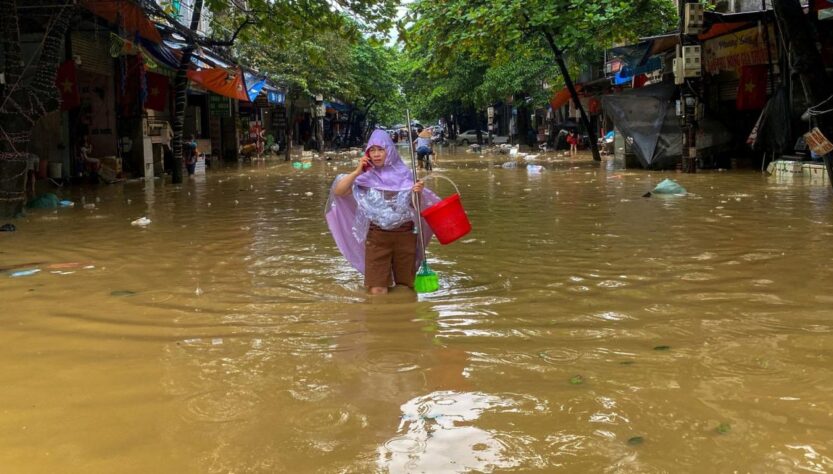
[325,130,439,274]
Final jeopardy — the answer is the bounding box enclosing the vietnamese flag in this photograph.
[736,65,768,110]
[54,60,80,110]
[144,72,169,111]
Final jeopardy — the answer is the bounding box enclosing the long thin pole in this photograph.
[405,109,427,263]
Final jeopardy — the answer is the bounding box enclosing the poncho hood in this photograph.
[354,129,415,192]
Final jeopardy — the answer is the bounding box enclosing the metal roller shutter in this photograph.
[71,31,113,76]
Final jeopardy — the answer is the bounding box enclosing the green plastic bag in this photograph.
[26,193,59,209]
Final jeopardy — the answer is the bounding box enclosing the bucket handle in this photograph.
[421,173,461,197]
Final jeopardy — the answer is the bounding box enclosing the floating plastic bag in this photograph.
[26,193,59,209]
[652,178,686,195]
[10,269,40,278]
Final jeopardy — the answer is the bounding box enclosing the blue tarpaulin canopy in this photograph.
[247,78,266,102]
[324,101,351,112]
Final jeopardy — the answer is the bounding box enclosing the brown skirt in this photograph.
[365,223,417,288]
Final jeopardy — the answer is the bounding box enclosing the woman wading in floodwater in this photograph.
[326,130,438,295]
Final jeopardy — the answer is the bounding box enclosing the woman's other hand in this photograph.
[412,180,425,193]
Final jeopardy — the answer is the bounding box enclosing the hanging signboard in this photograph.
[804,127,833,156]
[208,94,231,118]
[267,90,285,104]
[704,25,777,74]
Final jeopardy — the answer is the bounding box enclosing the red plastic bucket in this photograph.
[420,193,471,245]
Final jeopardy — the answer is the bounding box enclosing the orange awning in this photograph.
[187,67,249,102]
[550,85,583,110]
[81,0,162,44]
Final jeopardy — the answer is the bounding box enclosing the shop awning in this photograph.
[81,0,162,43]
[140,38,180,69]
[187,67,249,102]
[550,85,583,110]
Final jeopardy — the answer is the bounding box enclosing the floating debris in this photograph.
[569,375,584,385]
[110,290,137,297]
[627,436,644,446]
[9,268,40,278]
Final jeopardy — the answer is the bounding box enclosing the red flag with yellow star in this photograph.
[55,60,80,110]
[736,65,768,110]
[144,72,169,111]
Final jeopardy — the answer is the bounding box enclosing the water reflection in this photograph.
[379,391,546,473]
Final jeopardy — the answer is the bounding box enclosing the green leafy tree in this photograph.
[404,0,677,158]
[236,22,404,153]
[399,48,488,133]
[345,38,404,137]
[150,0,399,177]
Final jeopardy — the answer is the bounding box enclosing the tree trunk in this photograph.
[773,0,833,187]
[0,0,72,217]
[345,108,354,145]
[315,116,324,152]
[542,29,602,161]
[170,0,203,184]
[284,97,294,161]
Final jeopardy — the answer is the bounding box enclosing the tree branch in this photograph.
[145,0,252,48]
[203,18,252,47]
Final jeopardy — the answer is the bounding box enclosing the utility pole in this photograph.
[676,0,704,173]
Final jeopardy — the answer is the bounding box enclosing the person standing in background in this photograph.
[185,135,198,176]
[413,129,434,171]
[567,130,578,157]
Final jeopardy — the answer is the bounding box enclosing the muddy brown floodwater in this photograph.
[2,147,833,473]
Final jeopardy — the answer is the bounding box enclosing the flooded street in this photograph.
[3,147,833,473]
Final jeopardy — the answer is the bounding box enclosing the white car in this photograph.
[455,130,509,145]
